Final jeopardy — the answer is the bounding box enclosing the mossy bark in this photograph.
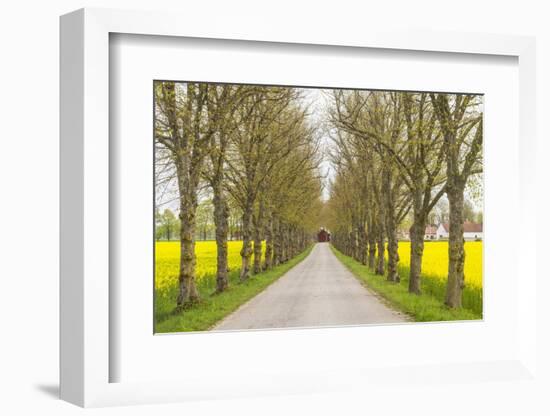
[408,221,424,295]
[445,180,466,308]
[375,201,385,276]
[212,186,229,293]
[240,202,254,281]
[176,195,200,308]
[252,200,265,274]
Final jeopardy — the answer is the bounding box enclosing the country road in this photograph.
[213,243,408,331]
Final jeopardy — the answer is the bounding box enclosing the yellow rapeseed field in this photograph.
[155,241,260,291]
[155,240,482,292]
[397,241,482,289]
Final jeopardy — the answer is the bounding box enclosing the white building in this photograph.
[437,222,483,240]
[424,225,438,240]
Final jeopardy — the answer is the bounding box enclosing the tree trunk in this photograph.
[375,204,385,275]
[288,226,293,260]
[386,231,399,282]
[263,214,273,270]
[375,233,385,275]
[240,202,254,281]
[445,184,466,308]
[176,197,200,309]
[212,186,229,293]
[272,217,281,266]
[252,200,264,274]
[385,217,399,283]
[358,222,368,265]
[353,225,360,262]
[289,228,295,258]
[383,169,400,282]
[367,220,376,270]
[288,228,294,258]
[280,223,288,262]
[408,221,424,295]
[408,184,427,294]
[278,223,284,262]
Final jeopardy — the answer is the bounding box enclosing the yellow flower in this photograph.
[155,241,263,290]
[397,241,482,289]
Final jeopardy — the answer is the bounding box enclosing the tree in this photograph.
[155,210,164,240]
[430,93,483,308]
[155,81,228,310]
[157,208,179,240]
[202,85,250,292]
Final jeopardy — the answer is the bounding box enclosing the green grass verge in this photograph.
[155,245,313,333]
[331,245,481,322]
[396,262,482,316]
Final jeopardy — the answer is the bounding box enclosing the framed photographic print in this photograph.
[152,81,483,334]
[60,8,537,407]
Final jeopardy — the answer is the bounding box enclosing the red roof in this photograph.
[441,222,482,233]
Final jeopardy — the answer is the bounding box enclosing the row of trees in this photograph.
[155,82,322,311]
[325,90,483,308]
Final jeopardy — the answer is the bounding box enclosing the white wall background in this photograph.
[0,1,548,415]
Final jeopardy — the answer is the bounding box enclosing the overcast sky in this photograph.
[299,87,332,201]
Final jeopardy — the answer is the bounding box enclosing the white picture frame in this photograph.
[60,7,537,407]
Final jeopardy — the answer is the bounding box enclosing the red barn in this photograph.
[318,228,330,242]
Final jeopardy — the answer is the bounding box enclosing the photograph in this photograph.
[154,81,483,333]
